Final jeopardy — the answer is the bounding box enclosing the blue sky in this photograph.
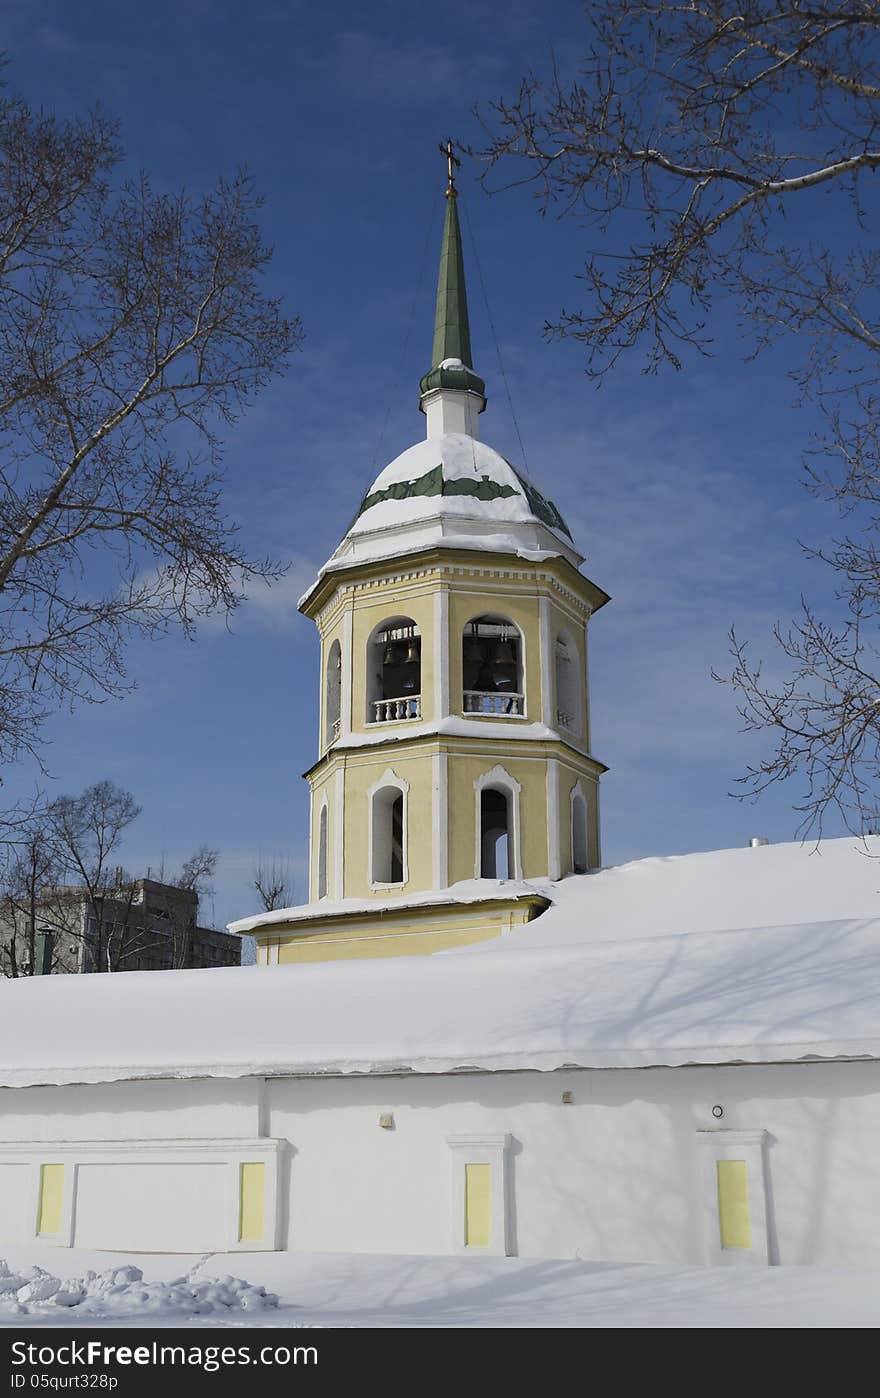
[0,0,846,930]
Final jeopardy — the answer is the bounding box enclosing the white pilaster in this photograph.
[432,751,449,888]
[340,602,354,740]
[434,586,449,721]
[546,758,561,880]
[539,595,553,728]
[583,611,592,752]
[334,766,345,899]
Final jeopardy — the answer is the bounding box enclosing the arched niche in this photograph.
[555,631,582,735]
[325,640,342,747]
[570,783,589,874]
[317,802,329,899]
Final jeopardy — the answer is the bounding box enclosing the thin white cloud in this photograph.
[327,30,505,105]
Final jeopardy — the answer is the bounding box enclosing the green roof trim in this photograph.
[356,463,518,520]
[511,467,573,540]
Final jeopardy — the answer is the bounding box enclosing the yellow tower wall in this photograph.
[305,549,607,907]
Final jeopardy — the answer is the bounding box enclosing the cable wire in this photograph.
[461,193,529,476]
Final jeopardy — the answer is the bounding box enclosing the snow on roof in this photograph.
[3,837,880,1089]
[350,435,572,541]
[230,878,543,936]
[465,836,880,951]
[297,434,588,604]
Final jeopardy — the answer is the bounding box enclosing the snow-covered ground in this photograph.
[1,1248,879,1328]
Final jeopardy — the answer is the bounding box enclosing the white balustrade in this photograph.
[371,695,422,724]
[463,691,525,717]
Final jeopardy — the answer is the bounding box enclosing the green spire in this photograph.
[431,191,473,368]
[419,147,486,407]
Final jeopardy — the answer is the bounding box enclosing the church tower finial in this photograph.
[419,140,486,435]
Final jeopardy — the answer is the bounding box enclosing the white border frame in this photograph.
[447,1133,511,1257]
[2,1138,284,1252]
[473,765,522,880]
[697,1129,770,1266]
[367,768,410,890]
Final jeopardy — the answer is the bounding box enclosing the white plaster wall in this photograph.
[2,1061,880,1266]
[0,1077,261,1142]
[0,1164,30,1244]
[74,1162,228,1253]
[267,1061,880,1266]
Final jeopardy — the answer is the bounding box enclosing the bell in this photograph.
[464,633,483,663]
[382,640,398,667]
[492,637,516,666]
[403,638,420,666]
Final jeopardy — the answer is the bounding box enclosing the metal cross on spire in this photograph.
[439,138,461,197]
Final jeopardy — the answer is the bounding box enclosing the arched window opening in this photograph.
[571,788,588,874]
[462,616,524,717]
[371,786,406,885]
[368,617,421,724]
[317,805,329,899]
[325,641,342,746]
[480,788,510,879]
[555,633,581,734]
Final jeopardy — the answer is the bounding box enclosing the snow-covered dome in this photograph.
[323,433,580,572]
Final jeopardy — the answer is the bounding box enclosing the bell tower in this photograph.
[250,155,609,966]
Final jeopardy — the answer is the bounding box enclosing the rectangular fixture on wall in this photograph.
[37,1164,64,1236]
[447,1134,511,1257]
[238,1161,266,1243]
[698,1130,770,1265]
[716,1160,750,1251]
[464,1164,491,1248]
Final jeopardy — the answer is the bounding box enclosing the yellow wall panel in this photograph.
[38,1163,64,1235]
[465,1163,491,1247]
[717,1160,751,1250]
[239,1161,266,1243]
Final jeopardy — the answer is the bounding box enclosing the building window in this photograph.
[480,789,510,878]
[571,784,588,874]
[325,640,342,745]
[368,771,408,886]
[447,1134,511,1256]
[474,766,522,880]
[317,803,329,900]
[367,617,421,724]
[554,632,581,734]
[462,615,524,717]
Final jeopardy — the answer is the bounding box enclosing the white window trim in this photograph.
[473,765,522,880]
[3,1139,284,1252]
[697,1129,771,1266]
[570,780,589,874]
[447,1133,511,1257]
[367,768,410,890]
